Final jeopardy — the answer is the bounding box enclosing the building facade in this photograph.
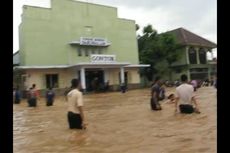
[14,0,149,95]
[167,28,217,81]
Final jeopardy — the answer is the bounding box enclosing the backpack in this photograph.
[158,88,165,100]
[47,90,54,98]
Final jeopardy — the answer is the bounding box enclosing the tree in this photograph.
[138,24,183,81]
[138,25,158,81]
[136,24,140,31]
[156,33,184,80]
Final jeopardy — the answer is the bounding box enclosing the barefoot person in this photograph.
[175,74,200,114]
[67,78,87,129]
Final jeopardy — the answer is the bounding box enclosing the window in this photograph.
[188,47,197,64]
[190,68,208,73]
[93,49,97,54]
[46,74,58,88]
[199,48,207,64]
[76,46,108,56]
[175,68,182,73]
[77,47,82,56]
[91,47,97,54]
[85,48,89,56]
[87,47,92,55]
[21,75,27,82]
[98,48,102,54]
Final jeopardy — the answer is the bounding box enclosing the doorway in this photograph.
[85,70,104,92]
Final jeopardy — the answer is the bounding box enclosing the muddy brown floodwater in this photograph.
[13,87,217,153]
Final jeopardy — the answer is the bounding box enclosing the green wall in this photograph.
[19,0,139,66]
[171,47,187,66]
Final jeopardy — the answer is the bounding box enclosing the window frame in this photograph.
[45,74,59,89]
[188,47,197,64]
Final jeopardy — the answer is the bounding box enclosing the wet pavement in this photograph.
[13,87,217,153]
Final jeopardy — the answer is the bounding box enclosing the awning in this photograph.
[74,62,130,68]
[124,64,150,68]
[14,63,150,70]
[69,37,112,47]
[69,41,111,47]
[13,65,70,69]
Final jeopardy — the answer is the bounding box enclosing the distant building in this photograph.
[13,0,149,95]
[167,27,217,81]
[13,51,20,67]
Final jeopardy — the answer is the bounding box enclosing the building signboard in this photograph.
[80,37,107,46]
[90,54,116,63]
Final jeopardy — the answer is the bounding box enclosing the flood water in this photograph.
[13,87,217,153]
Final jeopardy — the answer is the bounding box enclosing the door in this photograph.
[85,70,104,92]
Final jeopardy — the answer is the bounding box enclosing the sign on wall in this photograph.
[80,37,107,46]
[90,54,116,63]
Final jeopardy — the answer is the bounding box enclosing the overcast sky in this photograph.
[13,0,217,57]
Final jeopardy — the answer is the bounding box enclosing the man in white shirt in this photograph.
[67,79,87,129]
[175,74,200,114]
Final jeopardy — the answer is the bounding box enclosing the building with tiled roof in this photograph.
[166,27,217,81]
[169,28,216,48]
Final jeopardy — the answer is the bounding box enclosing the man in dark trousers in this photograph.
[150,76,163,111]
[27,84,39,107]
[46,87,55,106]
[67,79,87,129]
[175,74,201,114]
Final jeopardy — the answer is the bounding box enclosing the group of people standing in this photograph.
[13,84,55,107]
[13,80,86,130]
[150,74,202,114]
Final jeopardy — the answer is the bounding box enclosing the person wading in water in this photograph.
[67,79,87,129]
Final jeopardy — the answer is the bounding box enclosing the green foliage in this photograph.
[143,24,157,35]
[138,25,183,81]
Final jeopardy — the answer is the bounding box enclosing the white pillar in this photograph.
[187,70,191,81]
[186,47,190,64]
[75,68,79,78]
[120,67,125,84]
[196,47,200,64]
[211,50,214,60]
[80,67,86,92]
[208,67,211,81]
[103,69,109,83]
